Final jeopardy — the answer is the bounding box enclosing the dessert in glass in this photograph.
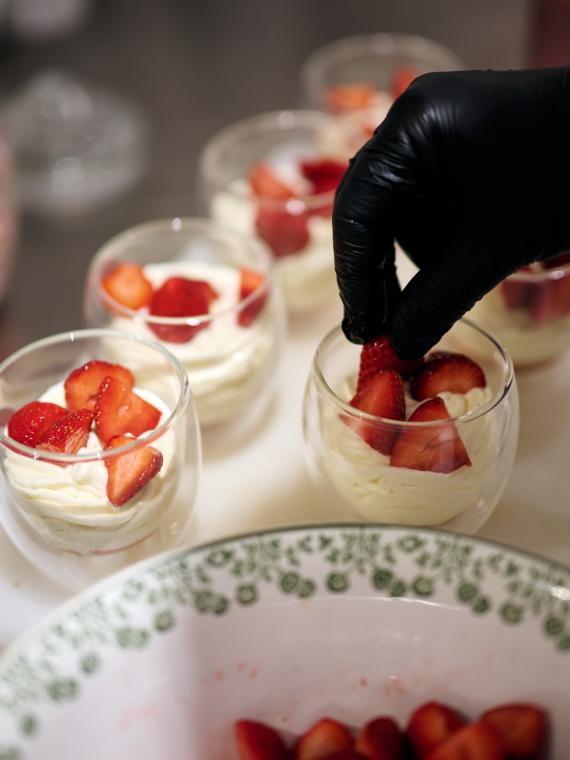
[0,329,198,557]
[200,110,352,314]
[468,255,570,367]
[84,218,283,429]
[303,320,518,533]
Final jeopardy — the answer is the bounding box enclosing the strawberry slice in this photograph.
[255,206,309,258]
[326,83,377,113]
[295,718,353,760]
[37,409,94,458]
[542,251,570,269]
[322,753,367,760]
[101,262,153,311]
[64,360,135,412]
[249,163,295,199]
[95,376,161,445]
[356,717,405,759]
[425,722,504,760]
[238,268,267,327]
[300,158,347,195]
[480,703,547,759]
[390,398,471,473]
[346,369,406,455]
[104,435,163,507]
[235,721,289,760]
[149,277,218,343]
[528,274,570,323]
[407,702,466,758]
[7,401,68,447]
[410,352,486,401]
[357,335,424,393]
[391,66,418,99]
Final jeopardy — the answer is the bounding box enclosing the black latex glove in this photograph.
[333,67,570,358]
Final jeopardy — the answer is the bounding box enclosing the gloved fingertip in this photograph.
[341,314,366,345]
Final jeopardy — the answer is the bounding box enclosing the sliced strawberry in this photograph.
[425,722,504,760]
[64,360,135,412]
[391,66,418,99]
[37,408,94,458]
[235,720,290,760]
[101,262,153,311]
[95,376,161,445]
[357,335,424,393]
[407,702,466,758]
[410,352,486,401]
[326,83,377,113]
[249,163,295,200]
[300,158,347,195]
[295,718,353,760]
[528,274,570,323]
[390,398,471,473]
[356,717,405,759]
[7,401,68,447]
[238,268,267,327]
[149,277,218,343]
[542,251,570,269]
[322,753,367,760]
[255,206,309,258]
[480,703,547,759]
[346,369,405,455]
[104,435,163,507]
[500,280,533,311]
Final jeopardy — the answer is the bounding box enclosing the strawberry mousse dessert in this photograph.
[0,329,197,556]
[468,254,570,367]
[85,218,283,430]
[200,110,351,314]
[303,319,518,533]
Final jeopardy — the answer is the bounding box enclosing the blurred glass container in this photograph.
[2,71,147,217]
[0,122,17,303]
[7,0,91,41]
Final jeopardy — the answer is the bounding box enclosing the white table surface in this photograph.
[1,253,569,648]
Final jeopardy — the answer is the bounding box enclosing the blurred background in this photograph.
[0,0,565,359]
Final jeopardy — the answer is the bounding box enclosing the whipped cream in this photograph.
[322,386,499,526]
[3,382,179,554]
[211,179,336,314]
[469,289,570,367]
[109,261,278,426]
[318,91,393,155]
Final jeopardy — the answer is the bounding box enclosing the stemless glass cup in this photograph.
[200,110,354,315]
[468,262,570,368]
[84,218,284,431]
[303,319,519,534]
[0,329,198,563]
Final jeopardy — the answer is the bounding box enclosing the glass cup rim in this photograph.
[0,328,191,464]
[200,108,347,209]
[312,318,514,428]
[91,216,274,325]
[508,262,570,282]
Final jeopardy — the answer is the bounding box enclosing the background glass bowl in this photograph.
[84,217,284,432]
[303,319,519,534]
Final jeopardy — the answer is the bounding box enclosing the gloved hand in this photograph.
[333,67,570,358]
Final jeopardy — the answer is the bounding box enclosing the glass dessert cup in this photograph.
[303,319,518,534]
[84,218,284,432]
[468,263,570,368]
[200,110,353,315]
[0,329,199,585]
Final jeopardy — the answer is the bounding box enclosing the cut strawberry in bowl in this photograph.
[391,65,418,99]
[249,163,295,200]
[345,369,405,455]
[357,335,424,393]
[410,352,486,401]
[37,409,94,460]
[65,360,134,412]
[235,720,290,760]
[149,276,218,343]
[356,717,405,760]
[300,158,347,195]
[425,722,504,760]
[101,262,153,311]
[480,703,547,759]
[295,718,354,760]
[255,205,310,259]
[238,268,268,327]
[7,401,68,448]
[406,701,466,758]
[104,435,163,507]
[325,83,378,113]
[95,376,162,445]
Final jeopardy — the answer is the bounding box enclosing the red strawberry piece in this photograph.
[390,398,471,473]
[542,251,570,269]
[37,408,94,459]
[356,717,405,759]
[500,280,533,311]
[425,722,505,760]
[357,335,424,393]
[249,163,295,200]
[64,360,135,412]
[407,702,466,758]
[235,721,289,760]
[410,352,486,401]
[101,262,153,311]
[149,277,218,343]
[323,753,367,760]
[326,83,377,113]
[300,158,347,195]
[104,435,163,507]
[480,703,547,759]
[528,273,570,323]
[7,401,68,448]
[255,206,310,258]
[95,376,161,445]
[346,369,406,455]
[391,66,418,99]
[295,718,353,760]
[238,268,268,327]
